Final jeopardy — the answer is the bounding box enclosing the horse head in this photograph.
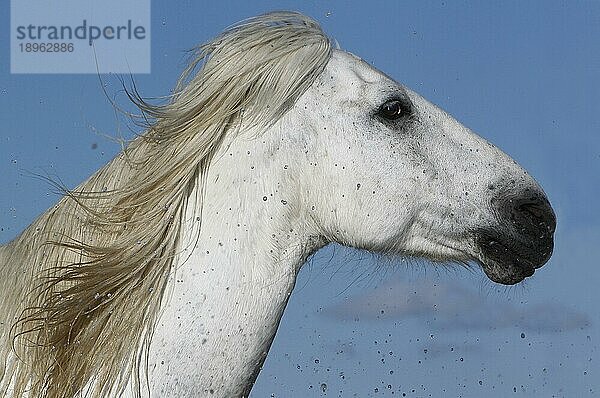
[282,50,555,285]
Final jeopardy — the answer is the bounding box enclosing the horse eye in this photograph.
[378,99,405,120]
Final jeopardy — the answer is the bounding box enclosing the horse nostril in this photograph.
[516,199,556,234]
[486,191,556,269]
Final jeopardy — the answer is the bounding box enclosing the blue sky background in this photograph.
[1,1,599,397]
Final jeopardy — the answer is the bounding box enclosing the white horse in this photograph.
[0,11,555,398]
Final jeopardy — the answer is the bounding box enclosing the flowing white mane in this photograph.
[0,11,331,397]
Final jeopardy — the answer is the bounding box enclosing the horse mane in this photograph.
[0,11,331,397]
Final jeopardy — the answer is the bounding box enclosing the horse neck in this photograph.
[146,127,325,397]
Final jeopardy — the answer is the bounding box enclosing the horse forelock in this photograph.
[0,11,331,398]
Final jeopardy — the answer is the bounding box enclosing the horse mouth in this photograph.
[473,189,556,285]
[476,231,554,285]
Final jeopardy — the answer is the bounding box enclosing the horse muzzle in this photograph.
[475,191,556,285]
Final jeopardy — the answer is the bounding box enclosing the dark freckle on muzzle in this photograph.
[476,191,556,285]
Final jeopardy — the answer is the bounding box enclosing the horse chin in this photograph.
[480,259,534,285]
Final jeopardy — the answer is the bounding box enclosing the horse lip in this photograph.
[485,238,537,266]
[475,231,553,285]
[532,237,554,268]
